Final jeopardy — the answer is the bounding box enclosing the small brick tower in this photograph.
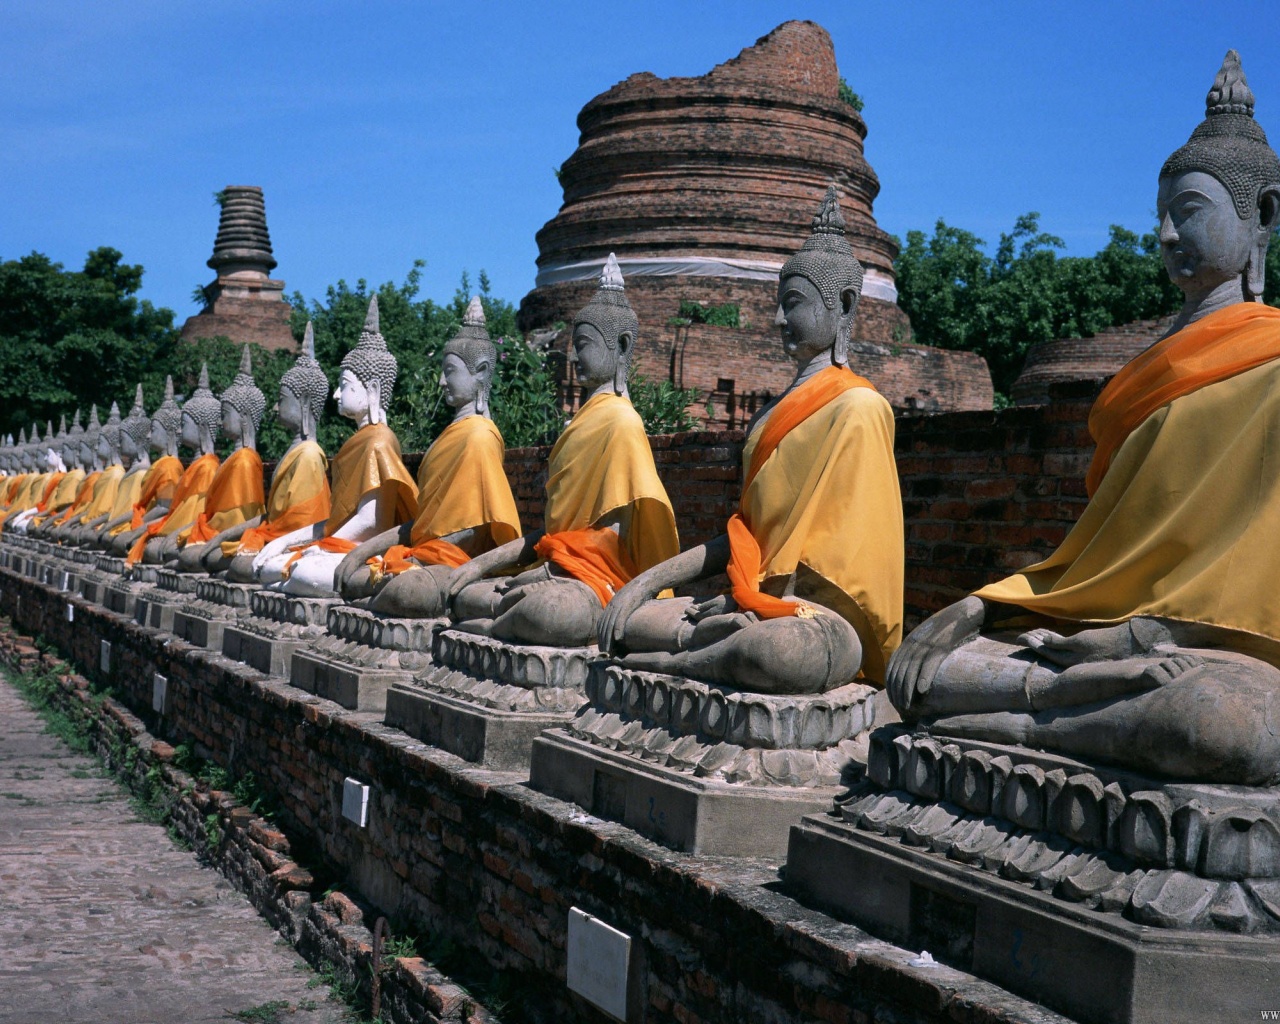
[180,186,296,352]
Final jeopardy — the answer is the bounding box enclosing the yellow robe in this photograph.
[184,446,265,546]
[102,466,149,529]
[119,455,185,534]
[54,471,100,526]
[324,423,416,537]
[30,468,85,526]
[75,464,125,523]
[543,392,678,575]
[740,384,904,683]
[977,356,1280,662]
[227,440,330,557]
[0,473,48,528]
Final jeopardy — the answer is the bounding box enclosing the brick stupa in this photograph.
[518,21,993,417]
[180,186,296,352]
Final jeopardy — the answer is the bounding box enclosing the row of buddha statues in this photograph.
[2,49,1279,794]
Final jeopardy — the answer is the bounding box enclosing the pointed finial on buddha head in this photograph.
[780,183,865,366]
[339,295,398,422]
[1162,50,1280,298]
[572,253,639,395]
[151,375,181,444]
[182,362,223,437]
[280,321,329,431]
[57,414,67,440]
[221,345,266,432]
[122,383,150,453]
[17,427,26,446]
[444,295,497,417]
[102,401,122,453]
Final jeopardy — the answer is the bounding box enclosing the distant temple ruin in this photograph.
[180,186,296,352]
[1011,316,1174,405]
[518,21,994,421]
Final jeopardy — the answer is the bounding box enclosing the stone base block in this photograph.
[196,578,258,609]
[104,579,144,617]
[221,624,300,677]
[75,572,111,604]
[173,605,241,650]
[386,683,574,770]
[786,814,1279,1024]
[134,588,186,633]
[155,568,199,594]
[291,654,405,712]
[529,730,838,857]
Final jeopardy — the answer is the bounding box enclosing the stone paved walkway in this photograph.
[0,673,349,1024]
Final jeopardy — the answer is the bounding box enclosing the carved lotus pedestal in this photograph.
[133,568,200,632]
[171,578,258,649]
[529,664,881,858]
[382,629,594,771]
[221,591,340,676]
[104,562,157,617]
[786,727,1280,1024]
[289,605,439,713]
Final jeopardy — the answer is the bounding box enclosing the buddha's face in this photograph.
[276,386,302,433]
[335,369,372,422]
[439,353,483,410]
[179,412,200,450]
[120,431,138,460]
[78,441,94,466]
[221,401,244,442]
[1157,170,1255,297]
[149,419,169,453]
[571,323,619,390]
[62,444,77,468]
[96,435,111,463]
[775,274,838,364]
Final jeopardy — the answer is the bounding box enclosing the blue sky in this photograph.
[4,2,1279,322]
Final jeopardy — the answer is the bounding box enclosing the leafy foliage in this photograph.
[675,299,741,328]
[630,374,700,434]
[837,77,865,112]
[895,215,1187,394]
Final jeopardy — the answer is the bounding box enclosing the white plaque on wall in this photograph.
[341,777,369,827]
[100,640,111,674]
[152,673,168,714]
[567,906,631,1021]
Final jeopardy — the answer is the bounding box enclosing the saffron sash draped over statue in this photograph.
[100,467,148,531]
[32,467,84,525]
[227,440,330,557]
[529,392,679,607]
[280,424,416,574]
[183,447,266,546]
[371,416,521,579]
[53,471,100,526]
[1,474,26,509]
[0,473,50,528]
[977,302,1280,655]
[125,453,219,565]
[727,365,904,684]
[33,472,65,513]
[75,464,125,524]
[125,455,184,532]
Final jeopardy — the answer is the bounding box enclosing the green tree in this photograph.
[0,248,180,436]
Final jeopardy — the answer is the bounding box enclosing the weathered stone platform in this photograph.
[289,605,440,712]
[531,662,879,857]
[786,727,1280,1023]
[383,629,593,770]
[221,590,339,676]
[171,577,258,649]
[133,567,200,632]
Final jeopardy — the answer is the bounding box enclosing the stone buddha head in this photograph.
[571,254,638,398]
[220,347,266,451]
[79,408,101,471]
[337,296,398,428]
[180,364,222,455]
[1159,50,1280,305]
[440,296,496,418]
[63,411,83,470]
[777,184,865,368]
[150,376,181,458]
[120,385,150,468]
[98,402,123,467]
[278,322,328,442]
[43,419,60,471]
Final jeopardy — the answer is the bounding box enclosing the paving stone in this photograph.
[0,674,348,1024]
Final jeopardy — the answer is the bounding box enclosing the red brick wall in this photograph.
[1011,317,1172,405]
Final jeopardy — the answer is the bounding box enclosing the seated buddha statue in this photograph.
[599,188,904,693]
[125,365,222,567]
[886,51,1280,786]
[67,402,129,545]
[208,323,332,581]
[446,256,679,648]
[174,348,267,572]
[30,415,86,537]
[252,297,416,596]
[0,424,49,532]
[107,377,187,557]
[49,411,111,542]
[335,296,521,615]
[91,386,155,548]
[9,418,69,534]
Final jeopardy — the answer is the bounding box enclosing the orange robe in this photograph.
[229,440,330,557]
[124,455,185,532]
[373,416,520,578]
[125,454,219,565]
[183,447,266,546]
[53,471,101,526]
